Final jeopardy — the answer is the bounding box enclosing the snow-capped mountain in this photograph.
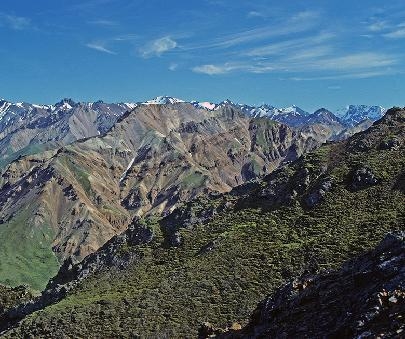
[144,96,185,105]
[0,96,390,169]
[336,105,386,127]
[233,102,310,127]
[0,98,137,167]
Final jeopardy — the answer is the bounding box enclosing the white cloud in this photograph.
[383,28,405,38]
[314,53,396,70]
[113,34,138,41]
[247,11,266,18]
[289,69,397,81]
[0,13,30,30]
[141,37,177,58]
[192,64,240,75]
[86,42,116,54]
[186,11,320,51]
[289,10,320,22]
[367,21,387,32]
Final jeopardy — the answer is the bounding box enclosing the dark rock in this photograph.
[304,179,333,208]
[351,167,379,191]
[380,138,401,150]
[168,231,182,247]
[197,240,218,256]
[122,190,144,209]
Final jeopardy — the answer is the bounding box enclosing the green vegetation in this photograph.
[0,206,59,291]
[181,171,207,188]
[0,142,54,169]
[0,285,33,314]
[59,155,92,196]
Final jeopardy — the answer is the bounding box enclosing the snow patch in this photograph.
[119,157,136,183]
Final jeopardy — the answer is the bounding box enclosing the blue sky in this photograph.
[1,0,405,111]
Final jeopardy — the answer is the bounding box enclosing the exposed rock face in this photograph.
[211,232,405,339]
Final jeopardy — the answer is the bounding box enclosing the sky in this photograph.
[1,0,405,111]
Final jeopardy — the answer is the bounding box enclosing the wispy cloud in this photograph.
[289,10,320,22]
[367,21,388,32]
[140,36,177,58]
[87,19,117,26]
[0,13,30,30]
[169,63,178,71]
[192,52,398,76]
[247,11,266,19]
[113,34,138,42]
[383,27,405,39]
[85,41,116,54]
[246,32,334,57]
[192,63,242,75]
[289,69,398,81]
[186,11,321,51]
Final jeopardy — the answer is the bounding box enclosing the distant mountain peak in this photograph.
[336,105,386,127]
[144,96,185,105]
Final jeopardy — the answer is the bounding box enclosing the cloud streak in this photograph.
[185,10,321,51]
[192,52,398,76]
[87,19,117,26]
[383,27,405,39]
[86,42,116,54]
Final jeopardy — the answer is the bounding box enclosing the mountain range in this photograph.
[0,96,386,168]
[0,96,391,291]
[1,106,403,337]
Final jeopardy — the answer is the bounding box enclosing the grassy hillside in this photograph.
[0,204,59,291]
[4,108,404,337]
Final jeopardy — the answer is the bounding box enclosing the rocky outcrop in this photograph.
[351,167,379,191]
[304,179,333,208]
[211,232,405,339]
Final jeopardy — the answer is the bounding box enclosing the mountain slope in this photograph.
[0,102,319,289]
[0,99,133,168]
[2,107,404,337]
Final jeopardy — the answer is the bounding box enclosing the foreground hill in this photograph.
[2,107,404,337]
